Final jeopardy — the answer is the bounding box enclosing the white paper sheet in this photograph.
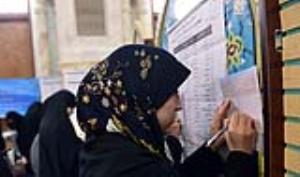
[221,66,264,150]
[168,0,227,156]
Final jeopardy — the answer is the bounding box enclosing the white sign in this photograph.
[168,0,227,156]
[39,77,62,101]
[221,66,264,150]
[62,70,88,94]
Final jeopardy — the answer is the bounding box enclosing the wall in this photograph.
[0,18,34,78]
[30,0,136,76]
[279,0,300,176]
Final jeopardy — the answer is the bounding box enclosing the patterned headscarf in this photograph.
[77,44,190,156]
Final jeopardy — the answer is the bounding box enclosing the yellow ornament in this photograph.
[82,95,90,104]
[120,104,128,112]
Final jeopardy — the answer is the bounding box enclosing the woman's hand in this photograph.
[225,112,257,154]
[209,100,231,149]
[210,100,230,134]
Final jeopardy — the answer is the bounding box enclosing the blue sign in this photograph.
[225,0,256,74]
[0,79,41,118]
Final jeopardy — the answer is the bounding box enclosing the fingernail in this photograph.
[225,99,230,105]
[220,100,225,106]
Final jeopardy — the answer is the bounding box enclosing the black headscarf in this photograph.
[5,111,24,131]
[77,44,190,156]
[0,134,4,151]
[39,90,83,177]
[166,135,183,167]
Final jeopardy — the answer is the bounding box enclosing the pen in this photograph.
[206,125,228,147]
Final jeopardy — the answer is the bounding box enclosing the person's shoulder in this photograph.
[81,133,176,177]
[93,133,138,150]
[85,133,174,168]
[85,133,142,153]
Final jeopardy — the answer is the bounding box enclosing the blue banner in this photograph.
[0,79,40,118]
[225,0,256,74]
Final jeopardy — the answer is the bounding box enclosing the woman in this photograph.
[0,130,13,177]
[39,90,83,177]
[2,113,27,177]
[77,44,257,177]
[14,102,44,176]
[19,102,44,160]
